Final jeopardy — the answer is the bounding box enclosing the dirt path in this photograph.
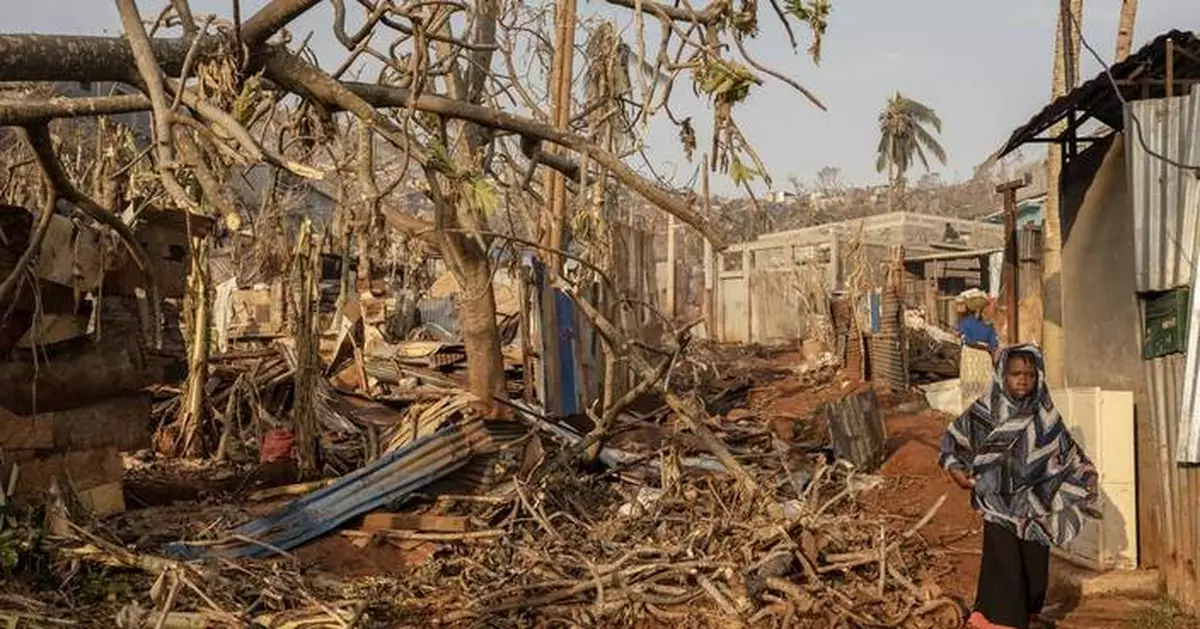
[870,408,984,605]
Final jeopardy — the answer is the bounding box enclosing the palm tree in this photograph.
[875,93,947,211]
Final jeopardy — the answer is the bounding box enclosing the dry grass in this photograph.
[1125,599,1200,629]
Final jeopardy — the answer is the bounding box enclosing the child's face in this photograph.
[1004,354,1037,399]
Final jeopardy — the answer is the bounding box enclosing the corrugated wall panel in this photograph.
[1144,354,1200,606]
[1178,177,1200,462]
[1126,91,1200,605]
[1128,89,1200,292]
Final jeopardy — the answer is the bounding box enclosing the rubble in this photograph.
[0,342,971,629]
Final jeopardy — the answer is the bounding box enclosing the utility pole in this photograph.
[998,177,1031,343]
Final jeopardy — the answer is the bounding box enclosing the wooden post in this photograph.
[703,240,714,336]
[538,0,577,417]
[517,267,534,403]
[666,215,677,319]
[1167,38,1175,100]
[924,277,938,326]
[997,177,1030,344]
[742,248,752,343]
[829,235,842,291]
[701,158,715,337]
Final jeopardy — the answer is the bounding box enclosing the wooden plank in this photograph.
[36,215,107,290]
[666,216,677,318]
[14,314,89,348]
[742,249,752,343]
[824,389,887,472]
[361,512,470,533]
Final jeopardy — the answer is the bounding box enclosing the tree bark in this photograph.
[1115,0,1139,61]
[0,34,212,83]
[179,236,210,457]
[1042,0,1082,388]
[290,221,321,474]
[0,94,151,125]
[453,238,508,414]
[240,0,323,47]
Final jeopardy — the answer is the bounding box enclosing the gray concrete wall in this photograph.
[1060,134,1145,393]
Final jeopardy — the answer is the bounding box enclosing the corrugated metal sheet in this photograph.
[1178,184,1200,463]
[417,297,460,339]
[870,287,907,392]
[1143,354,1200,607]
[165,417,495,559]
[1128,88,1200,292]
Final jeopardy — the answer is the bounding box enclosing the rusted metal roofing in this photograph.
[999,30,1200,157]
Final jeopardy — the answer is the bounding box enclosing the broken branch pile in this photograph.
[372,452,961,628]
[149,341,484,476]
[4,456,959,628]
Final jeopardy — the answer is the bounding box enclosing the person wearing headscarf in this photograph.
[956,290,999,353]
[939,344,1101,629]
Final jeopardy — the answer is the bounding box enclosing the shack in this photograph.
[998,29,1200,605]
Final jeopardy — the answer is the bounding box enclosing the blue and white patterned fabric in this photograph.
[939,344,1101,547]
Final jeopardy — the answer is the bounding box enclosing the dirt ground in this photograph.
[869,408,984,604]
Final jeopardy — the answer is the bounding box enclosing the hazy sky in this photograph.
[6,0,1199,194]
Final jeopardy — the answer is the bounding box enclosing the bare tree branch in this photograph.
[734,34,825,111]
[0,95,151,125]
[170,0,199,37]
[240,0,324,47]
[115,0,200,213]
[604,0,722,24]
[341,81,725,248]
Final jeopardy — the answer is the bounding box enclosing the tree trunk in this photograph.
[1042,0,1082,388]
[290,221,321,474]
[451,239,507,415]
[179,236,210,457]
[887,163,897,213]
[1115,0,1139,61]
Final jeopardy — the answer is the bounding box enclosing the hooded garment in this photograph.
[939,344,1101,547]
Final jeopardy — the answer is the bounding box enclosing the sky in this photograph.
[5,0,1199,195]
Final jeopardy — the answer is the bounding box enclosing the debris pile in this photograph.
[2,376,960,628]
[373,459,961,628]
[149,345,367,473]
